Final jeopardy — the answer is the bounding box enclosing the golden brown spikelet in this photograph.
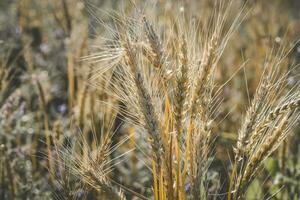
[174,35,189,139]
[58,113,135,200]
[232,46,300,199]
[234,114,291,199]
[235,61,281,164]
[142,16,164,69]
[247,98,300,152]
[122,35,164,171]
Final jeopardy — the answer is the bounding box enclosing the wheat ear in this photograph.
[122,36,164,170]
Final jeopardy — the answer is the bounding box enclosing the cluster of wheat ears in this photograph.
[48,1,300,200]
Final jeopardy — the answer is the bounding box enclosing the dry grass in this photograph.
[0,0,300,199]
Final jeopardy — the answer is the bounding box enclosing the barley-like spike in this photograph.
[236,116,289,199]
[142,16,164,69]
[122,36,164,170]
[235,77,270,164]
[190,34,218,119]
[174,35,189,140]
[247,99,300,152]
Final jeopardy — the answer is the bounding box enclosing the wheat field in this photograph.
[0,0,300,199]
